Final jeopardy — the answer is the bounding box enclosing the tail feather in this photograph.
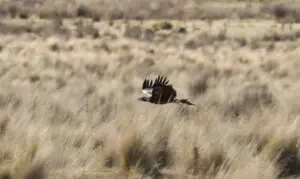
[174,99,195,106]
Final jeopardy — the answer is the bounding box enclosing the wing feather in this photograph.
[142,78,154,96]
[141,76,176,103]
[153,75,169,87]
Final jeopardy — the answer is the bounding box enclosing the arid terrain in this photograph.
[1,0,300,179]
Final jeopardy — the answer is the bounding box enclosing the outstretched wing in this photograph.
[151,76,177,103]
[142,75,170,97]
[153,75,169,88]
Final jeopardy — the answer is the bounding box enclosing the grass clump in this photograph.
[224,83,276,117]
[183,146,229,176]
[152,21,173,31]
[0,141,46,179]
[118,132,154,175]
[263,134,300,178]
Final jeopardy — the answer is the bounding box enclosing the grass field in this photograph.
[1,0,300,179]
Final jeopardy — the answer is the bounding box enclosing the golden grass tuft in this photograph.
[184,146,229,176]
[118,131,153,173]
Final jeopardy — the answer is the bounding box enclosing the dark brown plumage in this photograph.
[138,75,195,105]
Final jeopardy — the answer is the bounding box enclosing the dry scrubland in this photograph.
[2,0,300,179]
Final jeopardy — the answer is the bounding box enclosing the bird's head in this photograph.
[138,96,150,102]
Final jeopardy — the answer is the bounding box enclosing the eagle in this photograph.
[138,75,195,105]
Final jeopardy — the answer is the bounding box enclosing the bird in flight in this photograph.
[138,75,195,105]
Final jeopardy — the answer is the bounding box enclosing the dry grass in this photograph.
[1,0,300,22]
[1,0,300,178]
